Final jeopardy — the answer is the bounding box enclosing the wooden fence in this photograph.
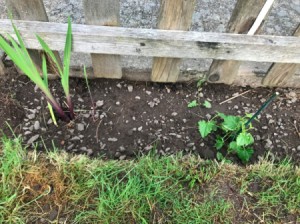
[0,0,299,88]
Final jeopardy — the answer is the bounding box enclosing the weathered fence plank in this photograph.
[151,0,196,82]
[0,20,299,64]
[0,60,5,75]
[5,0,61,73]
[262,25,300,87]
[83,0,122,79]
[207,0,272,84]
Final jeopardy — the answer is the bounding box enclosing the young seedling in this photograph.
[0,21,70,122]
[0,18,75,123]
[188,100,198,108]
[203,100,212,109]
[36,17,74,119]
[197,92,279,163]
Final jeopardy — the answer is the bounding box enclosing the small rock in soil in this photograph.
[116,101,120,105]
[128,85,133,92]
[34,121,40,130]
[119,155,126,160]
[108,137,118,142]
[146,91,151,95]
[135,96,141,100]
[116,83,122,88]
[297,145,300,151]
[27,134,39,144]
[47,119,53,125]
[77,123,85,131]
[27,114,35,120]
[96,100,104,107]
[171,112,178,116]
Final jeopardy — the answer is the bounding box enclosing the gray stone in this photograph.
[96,100,104,107]
[34,121,40,130]
[27,135,39,144]
[77,123,85,131]
[108,138,118,142]
[27,114,35,120]
[128,85,133,92]
[119,155,126,160]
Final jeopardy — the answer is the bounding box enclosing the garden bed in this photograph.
[0,66,299,163]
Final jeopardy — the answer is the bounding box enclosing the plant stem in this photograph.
[234,92,279,139]
[67,95,75,120]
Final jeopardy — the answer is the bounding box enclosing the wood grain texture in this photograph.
[5,0,62,74]
[83,0,122,79]
[0,20,299,63]
[0,60,5,75]
[151,0,196,82]
[262,24,300,87]
[43,65,300,88]
[207,0,269,84]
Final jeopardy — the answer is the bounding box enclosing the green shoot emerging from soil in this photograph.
[198,113,255,163]
[0,18,74,122]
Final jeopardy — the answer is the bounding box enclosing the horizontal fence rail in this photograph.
[0,20,300,64]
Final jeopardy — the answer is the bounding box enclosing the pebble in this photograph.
[34,121,40,130]
[146,91,151,95]
[119,146,126,152]
[24,131,32,135]
[138,126,143,131]
[205,114,212,120]
[67,144,74,150]
[128,85,133,92]
[182,119,187,123]
[96,100,104,107]
[108,138,118,142]
[116,101,120,105]
[47,119,53,124]
[86,149,93,156]
[117,83,122,88]
[27,114,35,120]
[71,136,80,141]
[171,112,178,116]
[27,134,39,144]
[77,123,85,131]
[119,155,126,160]
[135,96,141,100]
[297,145,300,151]
[265,139,273,148]
[148,102,155,108]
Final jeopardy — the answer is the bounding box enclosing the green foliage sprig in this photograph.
[0,18,74,122]
[198,113,255,163]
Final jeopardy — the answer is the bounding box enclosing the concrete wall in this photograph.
[0,0,299,75]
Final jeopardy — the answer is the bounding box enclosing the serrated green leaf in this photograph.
[198,120,217,138]
[216,152,224,161]
[222,115,241,131]
[217,112,227,120]
[215,136,224,150]
[236,148,254,163]
[229,141,238,152]
[236,132,254,147]
[188,100,198,108]
[203,100,212,109]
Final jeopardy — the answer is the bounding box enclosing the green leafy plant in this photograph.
[188,100,198,108]
[198,112,255,163]
[203,100,212,109]
[0,18,74,122]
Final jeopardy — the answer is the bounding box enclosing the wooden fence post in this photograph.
[151,0,196,82]
[5,0,62,74]
[0,60,5,75]
[262,24,300,87]
[83,0,122,79]
[207,0,271,84]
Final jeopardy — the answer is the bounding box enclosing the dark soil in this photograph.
[1,66,299,163]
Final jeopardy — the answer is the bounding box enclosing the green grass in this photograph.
[0,138,299,223]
